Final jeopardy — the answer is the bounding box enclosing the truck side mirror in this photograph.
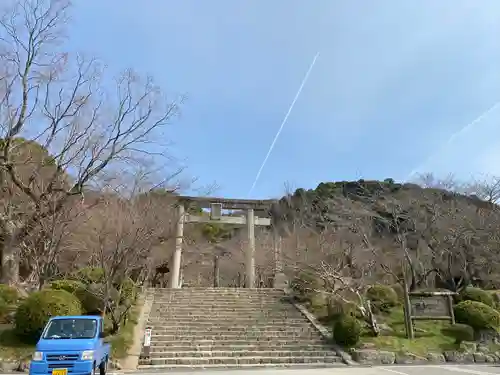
[99,332,108,339]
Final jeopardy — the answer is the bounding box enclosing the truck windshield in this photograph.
[43,318,98,339]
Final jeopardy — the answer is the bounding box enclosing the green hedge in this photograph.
[459,287,495,307]
[116,277,138,305]
[14,289,82,341]
[366,285,398,313]
[50,279,85,295]
[454,300,500,332]
[442,323,474,344]
[0,284,20,305]
[72,267,105,284]
[291,271,323,301]
[332,314,361,347]
[326,297,358,322]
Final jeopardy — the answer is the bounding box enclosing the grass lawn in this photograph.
[312,303,476,356]
[360,309,457,355]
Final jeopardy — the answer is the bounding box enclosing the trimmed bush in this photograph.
[291,271,323,301]
[0,297,10,323]
[73,267,105,284]
[366,285,398,313]
[327,297,358,322]
[491,291,500,307]
[459,287,495,307]
[391,284,404,299]
[76,284,104,313]
[310,293,327,308]
[14,289,82,341]
[454,300,500,332]
[76,283,121,314]
[442,324,474,344]
[50,279,85,295]
[0,284,20,305]
[116,278,137,305]
[332,314,362,347]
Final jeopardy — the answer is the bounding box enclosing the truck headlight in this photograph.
[32,351,43,361]
[81,350,94,361]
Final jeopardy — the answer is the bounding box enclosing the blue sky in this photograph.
[68,0,500,199]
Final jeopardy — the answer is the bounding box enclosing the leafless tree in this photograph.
[414,172,464,192]
[72,193,170,333]
[279,195,382,335]
[0,0,185,284]
[465,175,500,204]
[19,196,89,289]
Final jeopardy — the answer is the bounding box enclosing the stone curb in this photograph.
[288,298,357,366]
[349,348,500,365]
[120,290,154,370]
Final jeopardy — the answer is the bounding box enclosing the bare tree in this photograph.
[465,175,500,204]
[279,195,382,335]
[19,196,89,289]
[0,0,184,284]
[414,172,464,192]
[72,193,169,333]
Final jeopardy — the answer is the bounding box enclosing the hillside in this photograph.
[273,179,500,294]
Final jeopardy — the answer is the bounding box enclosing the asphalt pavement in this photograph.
[3,365,500,375]
[118,364,500,375]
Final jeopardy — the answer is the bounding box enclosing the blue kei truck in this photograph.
[29,315,110,375]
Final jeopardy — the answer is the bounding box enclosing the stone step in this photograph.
[150,307,290,311]
[150,332,323,340]
[148,313,298,318]
[149,298,291,307]
[151,295,285,299]
[148,316,301,321]
[151,300,287,303]
[138,362,345,370]
[149,338,329,346]
[148,294,287,297]
[149,296,287,300]
[150,306,301,316]
[147,350,337,359]
[139,355,342,366]
[148,343,332,351]
[149,326,316,334]
[146,323,308,328]
[150,293,286,298]
[146,322,311,328]
[146,286,284,293]
[147,318,302,323]
[146,317,304,322]
[148,316,302,322]
[140,288,339,370]
[149,307,295,312]
[149,295,288,298]
[150,298,287,302]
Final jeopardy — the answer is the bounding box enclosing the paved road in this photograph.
[2,365,497,375]
[125,365,500,375]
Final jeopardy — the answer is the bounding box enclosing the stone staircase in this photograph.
[138,288,345,370]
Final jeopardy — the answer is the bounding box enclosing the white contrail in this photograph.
[407,99,500,179]
[248,52,320,197]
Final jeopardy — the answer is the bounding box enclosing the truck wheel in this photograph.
[99,360,107,375]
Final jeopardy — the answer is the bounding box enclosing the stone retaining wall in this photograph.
[351,343,500,365]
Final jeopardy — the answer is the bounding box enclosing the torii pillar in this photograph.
[169,203,185,289]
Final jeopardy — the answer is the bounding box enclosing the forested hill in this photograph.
[275,178,494,228]
[273,178,500,292]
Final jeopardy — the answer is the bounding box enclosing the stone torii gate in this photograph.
[169,196,286,289]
